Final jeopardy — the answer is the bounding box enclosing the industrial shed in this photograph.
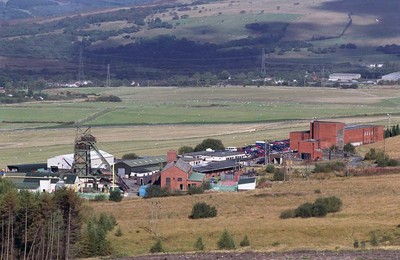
[328,73,361,82]
[47,150,114,170]
[381,72,400,81]
[237,177,257,191]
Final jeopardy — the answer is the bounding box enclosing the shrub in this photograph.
[295,202,314,218]
[190,202,217,219]
[194,236,205,251]
[115,227,123,237]
[145,185,169,198]
[280,209,296,219]
[265,164,275,173]
[121,153,139,160]
[93,194,107,201]
[109,189,123,202]
[311,203,328,217]
[314,196,342,213]
[217,229,235,250]
[314,161,345,173]
[314,189,321,194]
[239,235,250,247]
[188,186,204,195]
[370,232,379,246]
[273,168,284,181]
[343,143,355,153]
[149,240,164,253]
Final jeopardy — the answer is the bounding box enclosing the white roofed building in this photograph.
[47,150,114,171]
[328,73,361,82]
[381,72,400,81]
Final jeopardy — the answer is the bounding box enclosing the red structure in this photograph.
[290,121,384,160]
[160,151,205,191]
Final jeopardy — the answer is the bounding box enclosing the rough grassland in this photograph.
[89,174,400,256]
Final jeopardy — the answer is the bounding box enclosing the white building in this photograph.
[328,73,361,82]
[47,150,114,170]
[237,177,256,191]
[381,72,400,81]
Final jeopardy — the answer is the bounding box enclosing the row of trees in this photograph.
[0,179,119,259]
[0,179,81,259]
[178,138,225,154]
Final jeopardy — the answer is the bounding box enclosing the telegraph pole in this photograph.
[106,64,111,88]
[78,47,84,82]
[261,48,266,76]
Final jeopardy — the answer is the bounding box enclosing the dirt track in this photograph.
[122,250,400,260]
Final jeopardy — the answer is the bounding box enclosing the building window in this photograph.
[178,177,182,182]
[166,177,171,187]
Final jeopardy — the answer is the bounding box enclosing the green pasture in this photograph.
[1,86,400,168]
[173,12,301,41]
[1,87,398,128]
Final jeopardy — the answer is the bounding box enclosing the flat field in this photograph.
[89,174,400,256]
[1,86,400,168]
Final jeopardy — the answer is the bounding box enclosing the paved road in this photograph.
[121,250,400,260]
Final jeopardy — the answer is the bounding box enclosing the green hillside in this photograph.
[0,0,399,85]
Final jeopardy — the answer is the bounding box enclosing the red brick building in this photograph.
[290,121,384,160]
[160,151,205,191]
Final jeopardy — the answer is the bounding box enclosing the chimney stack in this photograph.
[167,150,178,163]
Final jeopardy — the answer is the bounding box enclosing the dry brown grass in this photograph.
[89,174,400,256]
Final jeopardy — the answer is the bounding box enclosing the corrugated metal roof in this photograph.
[193,160,240,173]
[117,155,166,167]
[238,177,256,185]
[188,172,205,182]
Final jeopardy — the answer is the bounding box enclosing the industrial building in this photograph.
[290,121,384,160]
[328,73,361,82]
[381,72,400,81]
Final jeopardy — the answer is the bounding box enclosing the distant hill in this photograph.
[0,0,400,85]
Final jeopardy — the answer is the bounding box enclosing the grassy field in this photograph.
[89,174,400,256]
[1,86,400,168]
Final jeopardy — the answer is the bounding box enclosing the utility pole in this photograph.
[106,64,111,88]
[78,47,84,82]
[321,65,325,87]
[261,48,266,76]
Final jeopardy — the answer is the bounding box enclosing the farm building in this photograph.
[328,73,361,82]
[290,120,384,160]
[160,151,205,191]
[114,155,166,185]
[381,72,400,81]
[47,150,114,171]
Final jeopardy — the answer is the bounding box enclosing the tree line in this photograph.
[0,178,117,259]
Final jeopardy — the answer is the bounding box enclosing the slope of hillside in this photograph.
[0,0,399,82]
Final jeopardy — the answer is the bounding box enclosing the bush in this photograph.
[217,229,235,250]
[109,189,123,202]
[190,202,217,219]
[149,240,164,253]
[121,153,139,160]
[93,194,107,201]
[280,209,296,219]
[265,164,275,173]
[343,143,355,153]
[314,161,345,173]
[295,202,314,218]
[273,168,284,181]
[188,186,204,195]
[311,203,328,217]
[145,185,169,198]
[194,236,205,251]
[239,235,250,247]
[115,227,123,237]
[314,196,342,213]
